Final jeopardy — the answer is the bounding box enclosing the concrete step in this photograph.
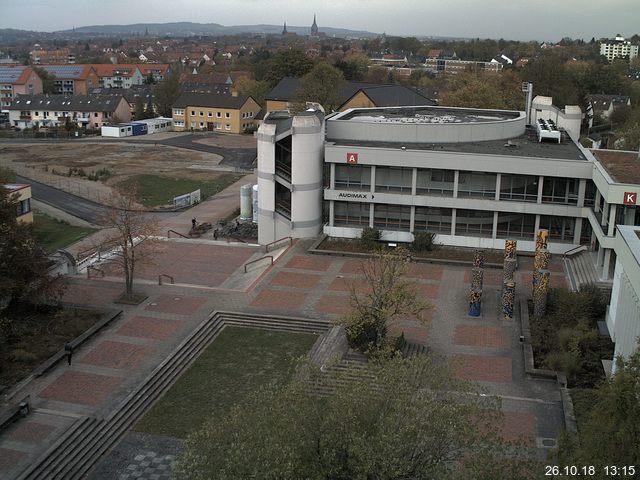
[18,311,331,480]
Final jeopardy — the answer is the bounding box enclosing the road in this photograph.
[18,175,108,224]
[18,175,179,225]
[131,134,257,170]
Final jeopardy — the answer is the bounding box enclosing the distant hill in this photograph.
[61,21,379,39]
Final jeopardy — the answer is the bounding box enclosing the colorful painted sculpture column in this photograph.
[468,249,485,316]
[535,229,549,252]
[502,281,516,320]
[533,269,551,317]
[532,248,551,294]
[468,288,482,317]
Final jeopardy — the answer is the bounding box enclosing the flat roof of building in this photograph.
[590,149,640,184]
[334,106,520,124]
[330,127,587,161]
[618,225,640,267]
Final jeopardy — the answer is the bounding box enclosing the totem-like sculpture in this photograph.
[468,288,482,317]
[532,248,551,293]
[533,269,551,317]
[501,239,517,319]
[502,281,516,320]
[467,249,485,316]
[535,229,549,252]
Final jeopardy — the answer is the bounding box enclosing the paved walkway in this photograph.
[0,207,569,479]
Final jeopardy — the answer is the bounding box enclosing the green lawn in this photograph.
[117,173,243,208]
[32,211,97,253]
[133,327,318,439]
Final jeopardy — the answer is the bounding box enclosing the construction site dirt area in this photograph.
[0,143,224,184]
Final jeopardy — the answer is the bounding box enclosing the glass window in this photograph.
[334,201,370,227]
[373,204,411,231]
[584,180,597,207]
[496,212,536,239]
[541,177,578,205]
[335,165,371,191]
[414,207,452,233]
[455,209,494,237]
[539,215,575,243]
[458,171,496,199]
[225,112,230,118]
[16,198,31,216]
[375,167,413,194]
[416,168,454,196]
[500,174,538,202]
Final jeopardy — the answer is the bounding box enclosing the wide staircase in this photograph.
[16,312,330,480]
[564,250,612,294]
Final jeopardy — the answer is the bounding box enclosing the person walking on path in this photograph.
[192,218,197,229]
[64,342,74,366]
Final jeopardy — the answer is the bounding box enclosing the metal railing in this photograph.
[562,244,588,259]
[264,236,293,253]
[167,229,188,239]
[158,274,174,285]
[244,255,273,273]
[87,266,104,278]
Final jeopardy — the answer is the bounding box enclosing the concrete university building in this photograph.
[257,103,640,360]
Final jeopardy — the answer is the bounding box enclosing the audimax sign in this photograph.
[338,192,371,199]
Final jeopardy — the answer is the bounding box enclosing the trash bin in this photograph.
[19,400,29,417]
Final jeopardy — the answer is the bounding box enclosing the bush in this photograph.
[9,349,38,363]
[412,231,436,253]
[359,227,381,250]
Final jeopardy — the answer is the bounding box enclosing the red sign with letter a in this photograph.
[346,152,358,164]
[624,192,637,205]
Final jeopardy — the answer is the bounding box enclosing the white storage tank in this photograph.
[240,184,252,220]
[252,184,258,224]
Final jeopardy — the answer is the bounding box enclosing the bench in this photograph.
[0,395,30,432]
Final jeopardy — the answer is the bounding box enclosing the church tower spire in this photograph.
[282,21,287,35]
[311,14,318,36]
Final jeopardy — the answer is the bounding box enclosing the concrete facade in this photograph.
[607,225,640,371]
[257,109,325,244]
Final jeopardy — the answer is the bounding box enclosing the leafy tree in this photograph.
[335,53,371,81]
[412,231,436,253]
[173,354,536,480]
[441,70,523,110]
[257,48,314,86]
[0,184,64,314]
[32,66,56,94]
[234,78,271,107]
[153,69,181,117]
[359,226,380,249]
[144,100,155,119]
[133,96,146,120]
[294,62,346,112]
[520,52,579,106]
[555,343,640,474]
[143,72,156,85]
[93,187,158,299]
[337,248,428,356]
[364,65,391,84]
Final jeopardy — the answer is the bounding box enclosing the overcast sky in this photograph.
[1,0,638,41]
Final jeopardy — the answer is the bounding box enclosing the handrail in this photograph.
[158,274,174,285]
[264,236,293,253]
[167,229,189,239]
[77,246,100,261]
[87,266,104,278]
[563,244,588,258]
[244,255,273,273]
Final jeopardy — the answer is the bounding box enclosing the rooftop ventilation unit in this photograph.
[535,118,561,143]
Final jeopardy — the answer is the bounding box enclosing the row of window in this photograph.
[333,202,584,242]
[175,109,255,119]
[333,165,587,206]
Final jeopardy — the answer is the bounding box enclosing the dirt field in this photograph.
[0,142,225,186]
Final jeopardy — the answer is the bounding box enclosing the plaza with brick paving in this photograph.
[0,176,570,479]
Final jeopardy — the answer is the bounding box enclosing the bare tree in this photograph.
[94,187,159,300]
[337,247,430,356]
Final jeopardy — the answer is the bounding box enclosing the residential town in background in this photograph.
[1,13,640,479]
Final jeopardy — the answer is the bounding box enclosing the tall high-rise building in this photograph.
[600,34,639,62]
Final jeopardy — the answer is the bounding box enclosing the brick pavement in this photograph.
[0,228,571,478]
